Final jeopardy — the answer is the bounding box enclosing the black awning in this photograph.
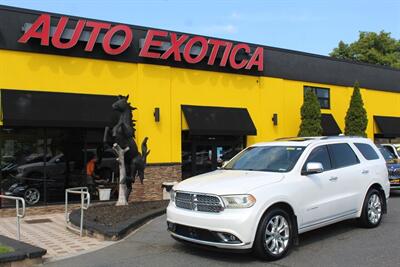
[1,89,117,128]
[321,114,342,136]
[374,116,400,137]
[182,105,257,136]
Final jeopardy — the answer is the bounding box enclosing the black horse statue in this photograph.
[103,95,150,201]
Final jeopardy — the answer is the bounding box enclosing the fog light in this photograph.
[167,222,176,232]
[215,232,241,244]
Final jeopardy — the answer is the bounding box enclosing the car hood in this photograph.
[17,162,46,170]
[175,170,284,195]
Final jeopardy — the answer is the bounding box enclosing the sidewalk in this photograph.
[0,213,114,261]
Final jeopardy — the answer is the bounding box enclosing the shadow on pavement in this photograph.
[390,190,400,197]
[171,218,360,264]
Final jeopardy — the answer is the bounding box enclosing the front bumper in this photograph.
[166,202,257,250]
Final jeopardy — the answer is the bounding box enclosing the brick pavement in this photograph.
[0,213,114,262]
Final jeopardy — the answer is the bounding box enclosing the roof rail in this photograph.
[274,135,367,141]
[274,136,326,141]
[323,135,366,139]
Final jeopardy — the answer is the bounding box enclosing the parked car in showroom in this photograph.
[377,145,400,190]
[5,149,117,205]
[167,137,389,260]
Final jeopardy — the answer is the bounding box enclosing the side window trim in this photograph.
[353,142,380,161]
[302,145,333,172]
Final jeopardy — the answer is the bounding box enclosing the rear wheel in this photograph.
[254,208,294,261]
[359,188,383,228]
[24,187,41,205]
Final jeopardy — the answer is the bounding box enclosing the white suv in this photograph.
[167,137,390,260]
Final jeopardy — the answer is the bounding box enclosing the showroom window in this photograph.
[304,86,330,109]
[0,127,118,208]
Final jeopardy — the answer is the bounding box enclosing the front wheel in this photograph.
[358,188,383,228]
[24,187,41,206]
[253,208,294,261]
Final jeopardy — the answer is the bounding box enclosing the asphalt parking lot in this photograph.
[44,191,400,267]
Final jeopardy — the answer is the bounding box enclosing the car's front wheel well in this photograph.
[367,183,387,214]
[257,202,299,245]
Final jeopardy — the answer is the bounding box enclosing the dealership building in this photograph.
[0,5,399,207]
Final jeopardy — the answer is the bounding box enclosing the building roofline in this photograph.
[0,4,399,73]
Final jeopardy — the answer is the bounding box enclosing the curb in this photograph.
[69,206,166,241]
[0,235,46,266]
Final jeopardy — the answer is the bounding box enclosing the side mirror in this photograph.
[55,158,61,163]
[303,162,324,175]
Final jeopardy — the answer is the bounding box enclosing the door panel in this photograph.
[327,143,363,215]
[299,170,340,227]
[298,145,342,227]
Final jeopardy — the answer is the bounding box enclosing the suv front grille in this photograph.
[175,192,224,213]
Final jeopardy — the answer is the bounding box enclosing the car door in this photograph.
[298,145,340,227]
[326,143,362,216]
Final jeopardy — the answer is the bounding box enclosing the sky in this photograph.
[0,0,399,56]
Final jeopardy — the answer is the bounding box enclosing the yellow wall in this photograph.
[1,50,400,164]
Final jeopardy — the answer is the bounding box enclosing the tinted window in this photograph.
[383,145,396,158]
[304,86,330,109]
[303,145,332,171]
[328,143,359,168]
[354,143,379,160]
[224,146,305,173]
[378,146,395,162]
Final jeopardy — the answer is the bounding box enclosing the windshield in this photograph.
[224,146,305,172]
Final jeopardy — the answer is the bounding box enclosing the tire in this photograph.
[24,187,41,206]
[358,188,383,228]
[253,208,294,261]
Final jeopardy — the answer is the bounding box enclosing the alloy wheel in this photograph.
[25,188,40,205]
[264,215,290,255]
[367,193,382,225]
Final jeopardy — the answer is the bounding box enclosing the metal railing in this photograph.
[0,195,26,240]
[65,187,90,237]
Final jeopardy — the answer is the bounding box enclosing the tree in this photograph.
[298,90,322,137]
[344,81,368,137]
[330,31,400,69]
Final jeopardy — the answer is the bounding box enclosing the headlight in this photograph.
[170,189,176,202]
[221,194,256,209]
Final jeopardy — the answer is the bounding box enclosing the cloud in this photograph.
[227,11,325,23]
[199,24,238,35]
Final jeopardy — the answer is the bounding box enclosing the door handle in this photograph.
[329,176,338,182]
[362,170,370,174]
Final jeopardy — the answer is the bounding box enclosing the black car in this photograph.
[5,149,117,205]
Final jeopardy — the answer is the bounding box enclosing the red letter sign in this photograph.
[208,39,228,66]
[139,29,168,59]
[220,42,233,67]
[161,33,188,61]
[246,47,264,71]
[52,17,86,49]
[18,14,51,46]
[84,21,111,52]
[229,44,250,69]
[102,25,133,55]
[183,36,208,64]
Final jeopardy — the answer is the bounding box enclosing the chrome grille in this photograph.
[175,192,224,213]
